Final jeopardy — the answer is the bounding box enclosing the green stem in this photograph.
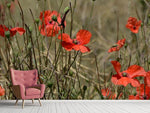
[66,51,79,75]
[132,33,140,65]
[86,0,95,30]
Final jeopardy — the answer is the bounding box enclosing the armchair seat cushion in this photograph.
[26,88,41,96]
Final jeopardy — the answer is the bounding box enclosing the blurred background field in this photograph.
[0,0,149,99]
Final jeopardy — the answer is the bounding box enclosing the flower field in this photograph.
[0,0,150,100]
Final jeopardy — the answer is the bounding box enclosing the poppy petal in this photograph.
[39,24,59,37]
[111,74,121,85]
[73,45,90,53]
[0,28,5,37]
[40,10,51,22]
[0,25,9,37]
[130,28,139,34]
[126,24,133,29]
[130,79,140,87]
[146,71,150,86]
[101,88,116,99]
[0,86,5,96]
[10,27,25,36]
[129,95,141,100]
[11,27,25,35]
[136,84,150,96]
[108,38,125,53]
[111,61,121,75]
[126,17,141,34]
[101,88,110,97]
[80,46,90,53]
[61,41,74,51]
[124,65,146,78]
[117,77,131,87]
[40,10,62,26]
[76,30,92,45]
[117,38,126,47]
[58,33,72,43]
[108,46,120,53]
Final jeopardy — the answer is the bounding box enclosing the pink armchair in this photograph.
[10,68,45,108]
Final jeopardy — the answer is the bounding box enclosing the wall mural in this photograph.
[0,0,149,100]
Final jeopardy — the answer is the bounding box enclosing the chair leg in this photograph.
[15,99,18,105]
[22,100,24,109]
[32,99,34,104]
[38,98,42,106]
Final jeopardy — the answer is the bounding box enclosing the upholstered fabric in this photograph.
[10,68,45,100]
[11,69,38,87]
[32,84,45,97]
[26,88,41,96]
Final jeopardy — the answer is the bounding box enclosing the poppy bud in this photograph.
[52,15,57,22]
[35,18,39,24]
[122,72,127,77]
[141,23,143,27]
[83,85,87,91]
[7,3,11,9]
[64,7,70,13]
[124,43,128,49]
[112,44,118,47]
[5,31,10,38]
[116,57,120,61]
[29,26,32,32]
[47,82,53,88]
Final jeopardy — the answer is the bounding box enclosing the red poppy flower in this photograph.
[39,10,65,37]
[111,61,146,87]
[0,25,25,37]
[144,71,150,86]
[101,88,122,99]
[129,84,150,100]
[136,84,150,97]
[129,95,142,100]
[126,17,141,34]
[58,30,92,53]
[101,88,116,99]
[0,86,5,96]
[39,24,60,37]
[108,38,126,53]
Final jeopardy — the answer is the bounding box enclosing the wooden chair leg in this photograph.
[15,99,18,105]
[32,99,34,104]
[22,100,24,109]
[38,98,42,106]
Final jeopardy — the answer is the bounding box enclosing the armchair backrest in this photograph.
[10,68,38,87]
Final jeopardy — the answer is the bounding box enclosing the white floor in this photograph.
[0,100,150,113]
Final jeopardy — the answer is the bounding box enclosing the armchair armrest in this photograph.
[31,84,45,98]
[12,85,25,99]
